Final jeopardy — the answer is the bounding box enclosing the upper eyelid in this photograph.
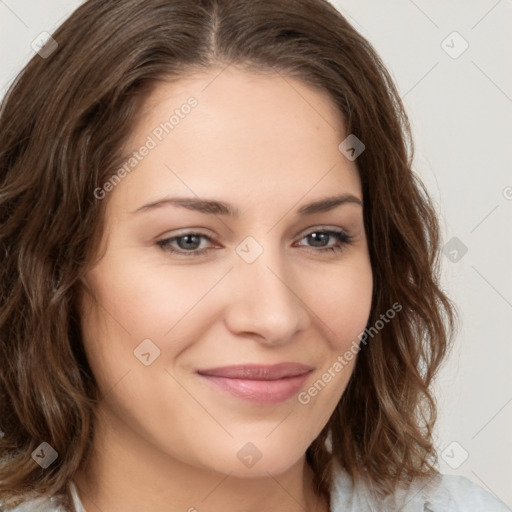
[160,225,349,238]
[159,226,351,246]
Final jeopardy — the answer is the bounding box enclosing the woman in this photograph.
[0,0,506,510]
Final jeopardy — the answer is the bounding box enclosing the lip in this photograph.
[196,363,313,404]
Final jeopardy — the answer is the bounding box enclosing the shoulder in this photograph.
[1,482,84,512]
[428,474,509,511]
[330,464,509,511]
[0,495,68,512]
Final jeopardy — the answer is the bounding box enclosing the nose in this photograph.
[223,241,310,346]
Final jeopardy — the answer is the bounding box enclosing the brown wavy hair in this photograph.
[0,0,456,509]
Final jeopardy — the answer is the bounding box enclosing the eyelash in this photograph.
[156,229,354,257]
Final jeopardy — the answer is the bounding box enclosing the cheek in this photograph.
[315,256,373,350]
[292,256,373,420]
[77,254,231,393]
[82,252,224,340]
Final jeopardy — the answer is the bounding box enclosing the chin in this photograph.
[198,443,305,479]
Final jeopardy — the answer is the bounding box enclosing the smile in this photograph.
[196,363,313,404]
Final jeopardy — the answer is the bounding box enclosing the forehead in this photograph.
[112,66,362,211]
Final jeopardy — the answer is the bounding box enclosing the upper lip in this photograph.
[196,363,314,380]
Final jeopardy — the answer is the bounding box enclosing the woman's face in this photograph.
[79,66,373,479]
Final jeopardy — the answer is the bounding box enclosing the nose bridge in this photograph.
[225,236,308,344]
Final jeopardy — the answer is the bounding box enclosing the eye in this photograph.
[156,232,214,257]
[295,229,354,254]
[156,228,354,257]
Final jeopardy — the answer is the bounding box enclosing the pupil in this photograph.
[180,235,200,249]
[309,232,328,247]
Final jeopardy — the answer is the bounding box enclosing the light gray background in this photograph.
[1,0,511,507]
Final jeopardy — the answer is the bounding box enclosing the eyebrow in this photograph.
[130,193,362,217]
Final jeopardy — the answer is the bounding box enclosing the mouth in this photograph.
[196,363,313,404]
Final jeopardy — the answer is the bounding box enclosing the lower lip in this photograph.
[198,372,311,404]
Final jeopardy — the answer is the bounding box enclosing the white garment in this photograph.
[3,465,508,511]
[329,461,509,511]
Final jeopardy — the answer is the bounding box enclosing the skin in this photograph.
[75,66,373,512]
